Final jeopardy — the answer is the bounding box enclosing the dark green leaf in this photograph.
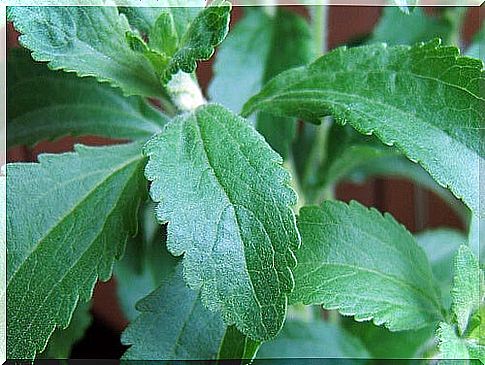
[291,200,444,331]
[7,6,163,97]
[217,325,261,361]
[144,103,300,341]
[122,266,226,360]
[257,319,370,359]
[7,49,167,148]
[7,143,147,359]
[243,40,484,217]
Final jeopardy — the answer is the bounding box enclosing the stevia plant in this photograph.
[4,1,484,362]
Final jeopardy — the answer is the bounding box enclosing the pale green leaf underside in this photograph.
[291,200,443,331]
[7,6,162,98]
[437,322,473,360]
[144,103,300,341]
[39,301,92,359]
[7,49,167,148]
[122,266,226,360]
[208,9,274,114]
[243,40,484,217]
[6,143,147,359]
[257,320,370,359]
[452,245,484,335]
[371,7,456,46]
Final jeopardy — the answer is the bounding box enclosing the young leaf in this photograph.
[119,0,204,38]
[209,8,314,158]
[7,49,168,148]
[39,302,92,359]
[165,1,231,81]
[291,200,444,331]
[7,6,162,97]
[6,143,147,360]
[451,245,484,335]
[144,103,300,341]
[257,319,370,359]
[242,40,484,217]
[371,7,457,46]
[122,266,226,360]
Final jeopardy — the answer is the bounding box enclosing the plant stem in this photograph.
[311,5,328,55]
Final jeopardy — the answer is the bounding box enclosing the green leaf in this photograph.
[291,200,443,331]
[217,325,261,361]
[416,229,467,309]
[6,142,147,359]
[122,265,226,360]
[7,49,168,148]
[452,245,484,335]
[257,319,370,359]
[209,9,274,114]
[165,1,231,81]
[371,7,457,46]
[209,8,314,158]
[7,6,162,97]
[242,40,484,217]
[144,103,300,341]
[39,302,92,359]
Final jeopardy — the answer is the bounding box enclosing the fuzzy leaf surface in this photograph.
[144,103,300,341]
[291,200,443,331]
[165,1,231,80]
[6,143,147,359]
[122,266,226,360]
[7,49,167,148]
[451,245,484,335]
[7,6,162,97]
[243,40,484,217]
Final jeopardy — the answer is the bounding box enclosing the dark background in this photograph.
[5,4,484,358]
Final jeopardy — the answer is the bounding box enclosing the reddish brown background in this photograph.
[5,5,484,357]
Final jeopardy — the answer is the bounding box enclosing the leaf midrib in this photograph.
[10,156,144,357]
[7,151,144,287]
